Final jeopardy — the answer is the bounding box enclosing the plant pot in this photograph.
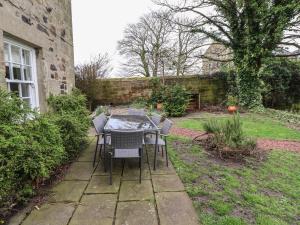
[156,103,163,111]
[227,106,238,114]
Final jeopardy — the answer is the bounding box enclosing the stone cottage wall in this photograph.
[93,75,227,107]
[0,0,74,112]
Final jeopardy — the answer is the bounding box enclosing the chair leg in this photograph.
[93,136,99,167]
[110,153,113,185]
[161,146,164,157]
[165,143,169,167]
[99,144,103,159]
[140,148,143,183]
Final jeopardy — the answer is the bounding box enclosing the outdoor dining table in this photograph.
[103,114,160,170]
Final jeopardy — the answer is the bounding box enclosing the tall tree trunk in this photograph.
[235,59,263,109]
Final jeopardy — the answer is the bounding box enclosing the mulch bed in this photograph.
[170,127,300,153]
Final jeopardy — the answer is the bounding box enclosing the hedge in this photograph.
[0,89,90,221]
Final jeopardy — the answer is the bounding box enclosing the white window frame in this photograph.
[4,38,39,109]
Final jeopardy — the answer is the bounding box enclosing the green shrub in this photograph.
[149,77,166,105]
[0,89,89,220]
[203,114,256,156]
[0,90,64,218]
[130,97,148,109]
[47,89,90,161]
[162,85,191,117]
[95,105,110,116]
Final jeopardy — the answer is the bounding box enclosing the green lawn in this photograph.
[177,113,300,141]
[169,136,300,225]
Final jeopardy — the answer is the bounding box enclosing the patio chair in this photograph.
[92,113,110,167]
[128,108,146,116]
[150,113,162,126]
[144,118,173,167]
[109,130,144,184]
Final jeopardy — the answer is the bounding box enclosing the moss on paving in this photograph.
[168,136,300,225]
[177,113,300,141]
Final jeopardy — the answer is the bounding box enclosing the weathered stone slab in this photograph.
[115,201,158,225]
[122,160,150,180]
[22,203,75,225]
[69,194,117,225]
[64,162,95,181]
[150,161,176,175]
[48,180,88,202]
[77,148,95,162]
[155,192,199,225]
[93,159,123,176]
[85,175,120,194]
[152,175,185,193]
[119,180,154,201]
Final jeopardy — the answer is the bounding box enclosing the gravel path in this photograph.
[170,127,300,153]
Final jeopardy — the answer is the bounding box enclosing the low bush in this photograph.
[47,89,90,161]
[0,89,90,221]
[0,90,64,219]
[162,85,191,117]
[202,114,256,158]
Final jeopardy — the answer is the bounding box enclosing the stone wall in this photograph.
[92,75,227,108]
[0,0,74,112]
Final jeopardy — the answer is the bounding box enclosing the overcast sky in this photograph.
[72,0,161,75]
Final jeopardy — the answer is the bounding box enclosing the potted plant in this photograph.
[227,95,238,113]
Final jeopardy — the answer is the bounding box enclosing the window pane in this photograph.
[12,64,21,80]
[21,84,30,97]
[10,83,19,96]
[4,43,9,62]
[22,49,31,65]
[5,63,10,79]
[11,45,21,64]
[23,66,32,81]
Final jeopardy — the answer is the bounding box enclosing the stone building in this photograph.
[202,42,232,75]
[0,0,74,112]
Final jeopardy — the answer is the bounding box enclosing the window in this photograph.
[4,39,39,109]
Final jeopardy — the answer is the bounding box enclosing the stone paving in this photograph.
[9,134,199,225]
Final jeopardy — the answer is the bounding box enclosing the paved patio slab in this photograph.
[69,194,117,225]
[49,180,88,202]
[152,175,185,192]
[85,175,120,194]
[115,201,158,225]
[93,160,123,176]
[155,192,199,225]
[119,180,154,201]
[22,203,75,225]
[64,162,95,180]
[122,160,151,180]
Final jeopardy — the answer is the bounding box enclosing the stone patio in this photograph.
[9,135,199,225]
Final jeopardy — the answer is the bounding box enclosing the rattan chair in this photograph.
[109,130,144,184]
[150,113,162,126]
[92,113,110,167]
[128,108,146,116]
[144,118,173,167]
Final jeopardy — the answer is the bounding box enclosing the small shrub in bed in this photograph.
[162,85,191,117]
[202,114,256,158]
[0,90,64,219]
[47,89,90,161]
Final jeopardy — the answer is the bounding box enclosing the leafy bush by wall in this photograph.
[0,89,90,220]
[0,90,64,218]
[47,89,90,161]
[162,85,191,117]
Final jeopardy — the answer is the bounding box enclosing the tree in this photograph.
[75,53,112,110]
[118,10,173,77]
[156,0,300,109]
[171,17,203,76]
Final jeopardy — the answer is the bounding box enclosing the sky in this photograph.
[72,0,160,75]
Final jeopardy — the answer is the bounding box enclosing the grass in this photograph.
[177,113,300,141]
[168,136,300,225]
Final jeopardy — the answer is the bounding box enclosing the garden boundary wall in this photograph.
[93,75,227,108]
